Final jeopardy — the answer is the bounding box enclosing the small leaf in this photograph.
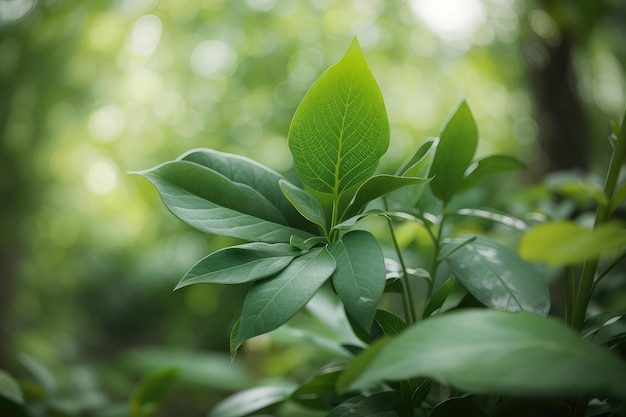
[134,161,313,243]
[452,208,529,232]
[0,370,23,405]
[235,247,336,349]
[429,98,478,202]
[342,175,431,220]
[330,231,386,331]
[443,236,550,315]
[327,391,401,416]
[374,310,406,336]
[279,179,328,233]
[288,38,389,201]
[430,397,488,417]
[290,365,348,410]
[460,155,525,192]
[209,383,296,417]
[175,243,302,290]
[229,319,240,361]
[423,275,455,318]
[519,221,626,266]
[341,309,626,399]
[130,368,179,417]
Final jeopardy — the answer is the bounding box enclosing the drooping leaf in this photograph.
[234,247,336,349]
[459,154,525,192]
[175,243,302,290]
[342,175,430,221]
[423,275,455,318]
[179,149,315,232]
[339,309,626,399]
[133,161,313,243]
[288,38,389,202]
[0,370,23,405]
[430,397,488,417]
[330,231,386,331]
[519,221,626,266]
[130,368,179,417]
[429,98,478,202]
[279,179,328,233]
[327,391,401,417]
[209,383,296,417]
[442,236,550,315]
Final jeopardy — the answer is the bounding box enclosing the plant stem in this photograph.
[428,209,446,298]
[565,267,576,327]
[386,215,417,325]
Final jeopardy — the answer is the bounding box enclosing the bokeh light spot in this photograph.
[0,0,34,22]
[190,40,238,80]
[125,14,162,57]
[409,0,486,42]
[86,160,118,195]
[88,105,125,143]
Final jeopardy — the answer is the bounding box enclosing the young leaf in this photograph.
[175,243,302,290]
[288,38,389,202]
[340,309,626,399]
[429,98,478,202]
[209,383,297,417]
[374,309,406,336]
[179,149,316,232]
[133,161,313,243]
[279,179,328,233]
[423,275,455,318]
[330,230,386,332]
[519,221,626,266]
[130,368,179,417]
[459,155,526,192]
[442,236,550,315]
[234,247,336,349]
[342,174,431,221]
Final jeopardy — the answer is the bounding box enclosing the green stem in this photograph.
[428,209,447,298]
[386,215,417,325]
[565,267,576,327]
[591,249,626,293]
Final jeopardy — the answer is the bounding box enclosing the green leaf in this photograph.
[430,398,488,417]
[290,365,349,410]
[327,392,401,416]
[330,231,386,331]
[459,155,525,192]
[209,383,296,417]
[374,309,406,336]
[342,175,430,220]
[288,38,389,201]
[179,149,315,232]
[130,368,179,417]
[443,236,550,315]
[234,247,336,349]
[519,221,626,266]
[0,370,23,405]
[279,179,328,233]
[229,319,240,361]
[134,161,313,243]
[175,243,302,290]
[423,275,455,318]
[429,98,478,202]
[340,309,626,399]
[609,182,626,215]
[452,208,529,232]
[336,337,392,391]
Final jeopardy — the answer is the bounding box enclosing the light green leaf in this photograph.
[342,175,430,220]
[459,155,525,192]
[130,368,179,417]
[134,161,313,243]
[179,149,315,232]
[209,383,296,417]
[423,275,455,318]
[442,236,550,315]
[0,370,23,405]
[175,243,302,290]
[234,247,336,349]
[279,179,327,233]
[452,208,529,232]
[330,231,386,331]
[288,38,389,201]
[340,309,626,399]
[519,221,626,266]
[429,98,478,202]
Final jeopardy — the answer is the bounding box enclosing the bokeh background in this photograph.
[1,0,625,415]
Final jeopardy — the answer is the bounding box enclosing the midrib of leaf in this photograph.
[331,81,355,228]
[469,247,524,309]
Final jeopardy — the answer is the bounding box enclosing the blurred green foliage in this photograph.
[1,0,625,415]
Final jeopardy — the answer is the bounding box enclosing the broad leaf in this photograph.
[459,154,525,192]
[423,275,455,318]
[209,383,296,417]
[234,247,336,349]
[175,243,302,290]
[327,392,401,417]
[342,175,430,220]
[130,368,179,417]
[134,161,313,243]
[330,231,386,331]
[443,236,550,315]
[179,149,315,232]
[519,221,626,266]
[279,179,327,233]
[288,38,389,201]
[429,98,478,202]
[339,309,626,399]
[0,370,23,405]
